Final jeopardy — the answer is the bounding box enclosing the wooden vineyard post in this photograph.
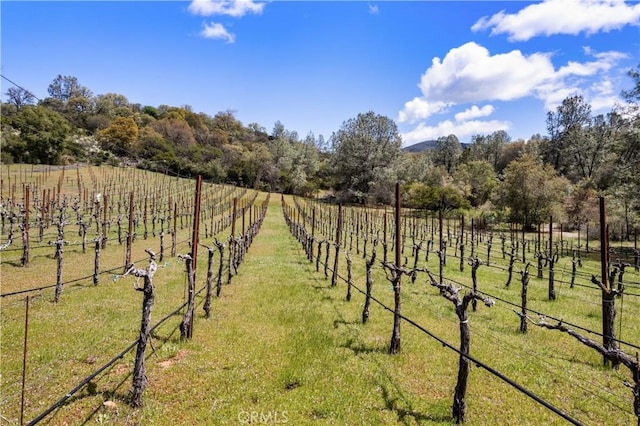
[634,228,638,272]
[383,210,388,264]
[470,218,475,258]
[20,296,29,426]
[228,197,237,284]
[101,195,108,249]
[522,224,527,264]
[124,249,157,407]
[143,196,148,239]
[548,216,557,301]
[520,263,530,333]
[124,192,134,272]
[597,196,619,366]
[459,215,465,272]
[389,182,402,354]
[438,209,444,284]
[310,208,316,262]
[331,204,342,287]
[21,186,29,267]
[171,202,177,258]
[182,175,202,339]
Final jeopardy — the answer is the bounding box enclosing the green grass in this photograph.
[1,167,639,425]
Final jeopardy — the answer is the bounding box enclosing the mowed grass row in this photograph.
[2,192,638,424]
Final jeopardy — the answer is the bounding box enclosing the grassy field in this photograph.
[1,165,639,425]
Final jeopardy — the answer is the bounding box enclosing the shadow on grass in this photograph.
[333,318,361,329]
[380,382,452,425]
[78,387,133,426]
[45,362,134,426]
[341,337,387,355]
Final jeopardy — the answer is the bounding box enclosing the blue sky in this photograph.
[1,0,638,146]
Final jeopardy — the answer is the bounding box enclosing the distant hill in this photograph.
[403,140,470,152]
[402,140,438,152]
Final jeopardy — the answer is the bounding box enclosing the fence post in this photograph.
[20,296,30,426]
[389,182,402,354]
[548,216,557,301]
[125,192,134,272]
[599,196,618,366]
[331,205,342,287]
[228,197,237,284]
[21,186,29,267]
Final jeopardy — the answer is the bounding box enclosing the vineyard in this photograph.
[1,164,639,425]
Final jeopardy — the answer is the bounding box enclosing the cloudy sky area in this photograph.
[1,0,638,146]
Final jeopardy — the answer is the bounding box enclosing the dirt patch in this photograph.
[113,364,129,375]
[158,350,190,369]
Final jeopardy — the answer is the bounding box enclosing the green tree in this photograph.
[2,105,72,164]
[4,87,36,111]
[396,151,432,183]
[496,140,526,174]
[432,134,461,174]
[495,153,569,230]
[404,182,469,212]
[98,116,139,156]
[47,74,92,101]
[330,111,402,204]
[543,95,608,183]
[150,118,196,149]
[454,160,498,207]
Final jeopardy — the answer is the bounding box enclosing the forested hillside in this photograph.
[2,69,639,235]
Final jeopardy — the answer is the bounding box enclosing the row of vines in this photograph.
[282,186,640,425]
[1,164,269,424]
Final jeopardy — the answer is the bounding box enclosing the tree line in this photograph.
[1,68,639,237]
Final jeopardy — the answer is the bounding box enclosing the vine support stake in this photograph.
[21,186,29,267]
[389,182,402,354]
[188,175,202,336]
[124,191,134,273]
[331,204,342,287]
[20,296,30,426]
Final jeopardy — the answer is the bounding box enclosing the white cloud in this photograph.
[536,82,581,110]
[416,42,555,104]
[401,119,511,145]
[472,0,640,41]
[369,4,379,15]
[200,22,236,43]
[588,78,620,111]
[590,95,619,111]
[397,98,449,123]
[189,0,265,17]
[454,105,495,122]
[398,42,627,143]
